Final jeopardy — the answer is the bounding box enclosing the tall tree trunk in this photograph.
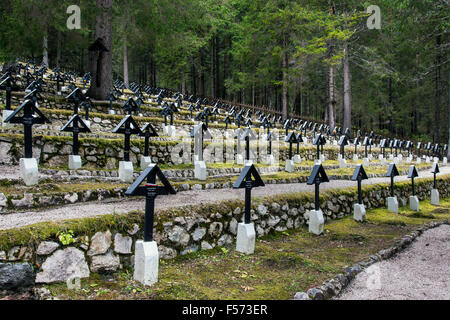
[88,0,113,100]
[343,41,352,130]
[181,69,186,95]
[42,35,49,67]
[434,34,441,143]
[191,56,197,97]
[327,2,336,130]
[282,47,288,120]
[199,49,205,97]
[123,33,129,88]
[210,35,215,97]
[56,30,62,68]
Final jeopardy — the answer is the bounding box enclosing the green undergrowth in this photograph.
[42,197,450,300]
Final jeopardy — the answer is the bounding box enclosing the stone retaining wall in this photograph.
[0,176,448,287]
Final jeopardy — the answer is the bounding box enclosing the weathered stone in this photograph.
[181,245,198,255]
[64,193,78,204]
[229,218,238,235]
[192,227,207,242]
[271,202,280,213]
[11,193,34,209]
[208,222,223,238]
[114,233,132,254]
[218,234,233,247]
[257,204,268,216]
[158,246,177,259]
[0,263,35,291]
[293,292,311,300]
[7,247,20,261]
[87,231,112,256]
[36,241,59,256]
[0,251,6,260]
[267,215,281,227]
[168,226,190,246]
[307,288,324,300]
[127,224,140,236]
[201,241,213,250]
[36,248,90,283]
[233,207,241,216]
[90,252,120,273]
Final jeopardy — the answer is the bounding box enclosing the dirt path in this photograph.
[0,165,448,230]
[336,224,450,300]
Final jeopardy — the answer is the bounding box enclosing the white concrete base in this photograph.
[320,154,325,162]
[285,159,295,173]
[353,154,359,161]
[406,156,412,163]
[163,125,176,137]
[338,154,342,161]
[333,140,338,146]
[363,158,370,166]
[387,196,399,214]
[1,110,14,127]
[236,154,244,165]
[293,154,301,164]
[19,158,39,186]
[379,155,384,160]
[368,154,373,160]
[306,210,324,235]
[381,158,387,166]
[314,160,322,165]
[409,196,419,211]
[443,157,447,165]
[416,158,422,164]
[133,240,159,286]
[339,158,347,169]
[236,223,256,255]
[140,156,153,169]
[389,154,394,160]
[119,161,134,183]
[244,160,253,166]
[108,110,116,115]
[194,161,207,180]
[425,156,431,163]
[265,154,275,165]
[398,154,403,160]
[431,189,439,206]
[68,155,82,170]
[393,157,399,165]
[433,157,439,163]
[353,204,366,222]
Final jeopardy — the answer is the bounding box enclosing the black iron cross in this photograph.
[61,114,91,155]
[352,165,369,205]
[307,164,330,211]
[139,122,158,157]
[125,165,176,242]
[408,165,419,196]
[233,164,265,224]
[112,115,143,162]
[4,100,51,158]
[386,163,400,198]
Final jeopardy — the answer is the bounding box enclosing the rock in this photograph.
[0,263,35,291]
[36,242,59,256]
[64,193,78,204]
[90,252,120,273]
[7,247,20,261]
[306,288,324,300]
[233,207,241,216]
[168,226,190,247]
[201,241,213,250]
[217,234,233,247]
[208,222,223,238]
[87,231,112,256]
[192,228,206,242]
[181,245,198,255]
[267,215,281,227]
[0,251,6,260]
[293,292,311,300]
[127,224,140,236]
[271,202,280,213]
[36,248,90,283]
[114,234,132,254]
[0,193,7,212]
[229,218,238,235]
[158,246,177,259]
[11,193,34,209]
[257,204,268,216]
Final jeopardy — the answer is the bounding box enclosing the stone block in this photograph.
[194,161,207,180]
[235,223,256,255]
[306,209,324,235]
[236,154,244,165]
[68,155,82,170]
[353,204,366,222]
[265,154,275,165]
[353,154,359,161]
[20,158,38,186]
[431,189,439,206]
[140,156,153,170]
[339,158,347,169]
[285,159,295,173]
[108,110,116,115]
[134,240,159,286]
[1,109,14,127]
[443,157,447,165]
[409,196,419,211]
[293,154,301,164]
[363,158,370,166]
[119,161,134,183]
[387,196,398,213]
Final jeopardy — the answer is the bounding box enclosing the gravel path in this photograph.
[336,224,450,300]
[0,165,448,230]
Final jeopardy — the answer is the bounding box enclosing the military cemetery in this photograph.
[0,0,449,307]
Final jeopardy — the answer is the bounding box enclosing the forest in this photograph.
[0,0,448,145]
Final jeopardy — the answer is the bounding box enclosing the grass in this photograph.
[42,197,450,300]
